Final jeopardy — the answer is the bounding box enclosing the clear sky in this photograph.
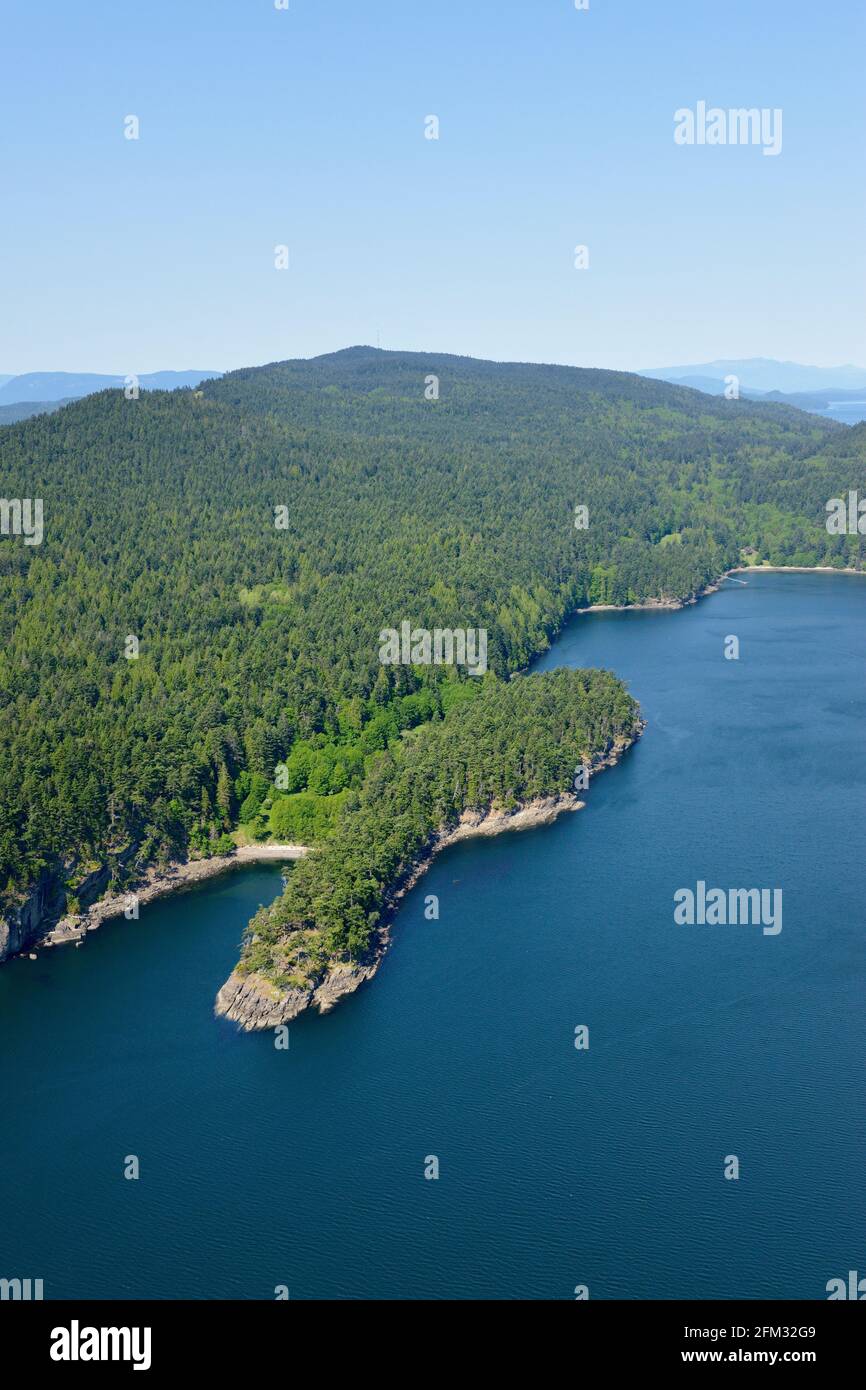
[1,0,863,374]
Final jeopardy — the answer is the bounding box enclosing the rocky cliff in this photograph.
[0,871,66,961]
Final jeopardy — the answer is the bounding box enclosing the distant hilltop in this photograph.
[0,369,222,407]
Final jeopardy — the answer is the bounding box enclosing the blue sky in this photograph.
[1,0,863,373]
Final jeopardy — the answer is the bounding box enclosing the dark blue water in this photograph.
[2,572,864,1300]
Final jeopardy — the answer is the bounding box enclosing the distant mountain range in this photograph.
[638,360,866,425]
[0,369,222,408]
[640,358,866,393]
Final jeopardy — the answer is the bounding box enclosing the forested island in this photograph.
[1,348,865,1011]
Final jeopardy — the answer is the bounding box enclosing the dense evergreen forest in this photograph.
[239,667,639,986]
[1,346,864,946]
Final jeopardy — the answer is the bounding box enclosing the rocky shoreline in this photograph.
[725,564,866,577]
[215,727,644,1032]
[8,844,308,960]
[574,563,865,618]
[574,596,688,613]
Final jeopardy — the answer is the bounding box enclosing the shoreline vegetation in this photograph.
[216,731,644,1031]
[24,844,308,957]
[215,794,589,1030]
[574,563,866,614]
[217,670,645,1030]
[11,564,863,975]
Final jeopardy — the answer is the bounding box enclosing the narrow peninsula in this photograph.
[216,668,643,1029]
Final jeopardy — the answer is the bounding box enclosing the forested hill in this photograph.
[0,348,864,933]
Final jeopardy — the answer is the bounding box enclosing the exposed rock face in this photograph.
[216,727,645,1032]
[0,841,148,962]
[312,961,381,1013]
[0,872,66,962]
[215,958,381,1029]
[0,843,308,963]
[439,793,584,841]
[215,972,313,1029]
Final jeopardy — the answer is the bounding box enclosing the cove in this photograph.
[1,571,864,1300]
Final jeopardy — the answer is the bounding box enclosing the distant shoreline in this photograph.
[574,563,866,616]
[725,564,866,576]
